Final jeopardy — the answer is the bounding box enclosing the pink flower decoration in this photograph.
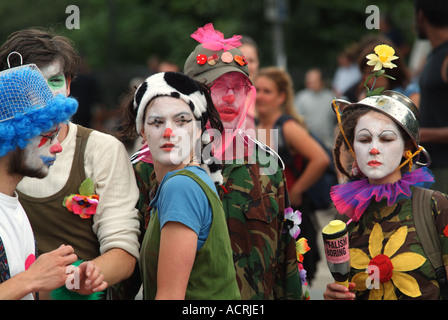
[64,194,99,219]
[63,178,99,219]
[284,207,302,239]
[191,23,242,52]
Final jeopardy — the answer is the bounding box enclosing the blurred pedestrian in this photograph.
[295,68,337,150]
[255,66,330,284]
[415,0,448,194]
[239,36,260,82]
[332,44,362,98]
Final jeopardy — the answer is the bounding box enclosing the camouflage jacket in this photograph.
[132,149,302,300]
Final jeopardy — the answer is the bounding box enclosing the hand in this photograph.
[26,244,77,292]
[72,261,108,295]
[323,282,356,300]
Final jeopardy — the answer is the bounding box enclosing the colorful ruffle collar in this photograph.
[330,167,434,224]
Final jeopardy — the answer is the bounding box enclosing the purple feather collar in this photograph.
[330,167,434,224]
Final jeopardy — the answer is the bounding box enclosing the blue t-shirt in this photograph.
[149,166,217,250]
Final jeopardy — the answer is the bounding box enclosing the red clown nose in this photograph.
[163,127,174,138]
[50,142,63,154]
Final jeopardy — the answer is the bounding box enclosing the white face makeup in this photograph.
[142,96,199,167]
[39,60,68,97]
[354,111,405,184]
[22,125,62,178]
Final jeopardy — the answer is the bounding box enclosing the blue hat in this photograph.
[0,64,78,156]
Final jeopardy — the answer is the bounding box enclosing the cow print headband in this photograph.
[133,72,222,185]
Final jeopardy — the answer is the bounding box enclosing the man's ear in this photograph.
[66,77,72,96]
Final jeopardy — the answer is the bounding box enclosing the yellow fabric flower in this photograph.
[296,237,310,263]
[350,224,426,299]
[366,44,399,71]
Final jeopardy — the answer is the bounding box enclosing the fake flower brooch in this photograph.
[350,224,425,299]
[284,207,311,296]
[364,44,398,97]
[284,207,302,239]
[63,178,99,219]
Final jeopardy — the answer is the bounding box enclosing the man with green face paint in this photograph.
[0,28,141,299]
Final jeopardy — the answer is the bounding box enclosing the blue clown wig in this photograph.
[0,64,78,157]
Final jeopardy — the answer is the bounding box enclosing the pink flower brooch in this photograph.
[63,178,99,219]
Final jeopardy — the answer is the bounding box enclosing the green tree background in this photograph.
[0,0,416,121]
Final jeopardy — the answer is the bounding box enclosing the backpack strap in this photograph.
[413,186,448,299]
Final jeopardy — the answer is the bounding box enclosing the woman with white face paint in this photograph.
[122,71,240,300]
[352,110,406,185]
[324,91,448,300]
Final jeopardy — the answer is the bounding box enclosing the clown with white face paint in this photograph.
[0,63,78,300]
[324,90,448,301]
[353,111,406,185]
[16,124,63,179]
[39,60,69,97]
[179,23,303,300]
[4,28,140,300]
[124,71,239,300]
[142,96,199,170]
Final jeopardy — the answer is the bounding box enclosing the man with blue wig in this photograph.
[0,61,84,299]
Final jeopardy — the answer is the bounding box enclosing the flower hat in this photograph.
[331,44,430,170]
[183,23,251,85]
[183,23,257,162]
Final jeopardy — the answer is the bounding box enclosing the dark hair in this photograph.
[0,28,80,80]
[334,105,415,180]
[415,0,448,28]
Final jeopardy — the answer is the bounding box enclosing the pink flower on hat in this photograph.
[191,23,242,51]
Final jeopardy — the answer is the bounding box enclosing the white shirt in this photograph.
[17,122,140,259]
[0,192,35,300]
